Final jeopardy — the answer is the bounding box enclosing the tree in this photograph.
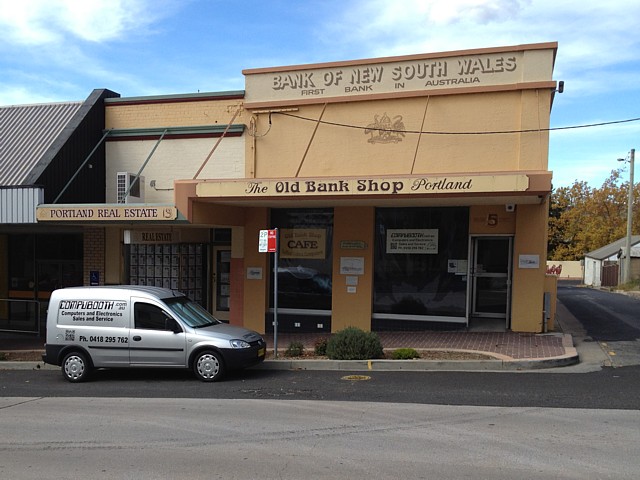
[548,168,640,260]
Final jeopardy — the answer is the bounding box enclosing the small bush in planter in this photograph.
[314,337,329,356]
[391,348,420,360]
[284,341,304,357]
[326,327,384,360]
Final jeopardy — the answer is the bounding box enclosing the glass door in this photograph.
[471,237,512,324]
[212,247,231,321]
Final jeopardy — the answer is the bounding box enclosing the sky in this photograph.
[1,0,639,189]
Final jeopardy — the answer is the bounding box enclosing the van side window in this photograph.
[134,303,180,332]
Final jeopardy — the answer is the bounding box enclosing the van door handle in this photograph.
[133,336,142,341]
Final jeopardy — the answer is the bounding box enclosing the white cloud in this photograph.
[0,0,186,103]
[0,85,54,105]
[0,0,168,45]
[331,0,640,86]
[409,0,528,25]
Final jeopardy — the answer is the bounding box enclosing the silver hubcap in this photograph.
[197,354,219,379]
[64,356,84,380]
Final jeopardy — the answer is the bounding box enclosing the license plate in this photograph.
[258,348,265,357]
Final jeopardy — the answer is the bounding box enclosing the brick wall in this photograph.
[105,100,245,129]
[83,227,106,286]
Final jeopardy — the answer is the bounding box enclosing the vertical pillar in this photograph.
[242,208,269,333]
[331,207,374,332]
[83,227,105,286]
[511,201,549,332]
[229,226,245,326]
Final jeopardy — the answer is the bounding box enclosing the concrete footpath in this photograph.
[0,302,591,372]
[256,329,578,372]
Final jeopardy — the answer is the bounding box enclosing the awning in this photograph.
[181,171,552,209]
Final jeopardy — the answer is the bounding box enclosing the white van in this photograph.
[42,286,266,382]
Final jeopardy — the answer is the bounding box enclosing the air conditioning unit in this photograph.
[116,172,145,203]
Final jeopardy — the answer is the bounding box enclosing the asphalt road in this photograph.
[1,283,640,409]
[558,284,640,342]
[1,363,639,409]
[558,283,640,367]
[1,397,638,480]
[2,284,639,479]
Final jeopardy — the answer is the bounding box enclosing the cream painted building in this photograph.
[175,42,560,333]
[35,42,559,334]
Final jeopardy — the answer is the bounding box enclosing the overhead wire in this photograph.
[270,111,640,136]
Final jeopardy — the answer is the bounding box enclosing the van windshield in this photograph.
[164,297,221,328]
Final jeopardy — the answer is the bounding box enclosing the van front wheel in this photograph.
[193,350,224,382]
[62,351,91,382]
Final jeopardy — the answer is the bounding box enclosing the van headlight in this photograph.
[230,339,251,349]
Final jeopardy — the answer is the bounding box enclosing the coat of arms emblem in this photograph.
[364,113,406,144]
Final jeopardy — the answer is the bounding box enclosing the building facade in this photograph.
[0,89,119,333]
[175,42,559,333]
[36,91,247,321]
[33,42,560,335]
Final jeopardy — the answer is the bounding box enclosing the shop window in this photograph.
[5,233,82,329]
[270,208,333,311]
[374,207,469,318]
[8,234,83,293]
[127,243,207,307]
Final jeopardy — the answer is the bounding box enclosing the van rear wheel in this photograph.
[62,351,91,382]
[193,350,224,382]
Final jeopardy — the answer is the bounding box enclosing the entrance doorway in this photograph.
[212,247,231,321]
[470,236,513,328]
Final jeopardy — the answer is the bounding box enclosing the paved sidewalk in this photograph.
[259,331,577,371]
[0,328,578,372]
[266,330,570,359]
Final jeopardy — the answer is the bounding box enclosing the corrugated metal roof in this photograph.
[0,101,82,185]
[585,235,640,260]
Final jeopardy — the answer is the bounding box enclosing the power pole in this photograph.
[622,148,635,284]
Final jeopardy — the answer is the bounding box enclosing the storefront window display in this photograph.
[126,243,207,307]
[8,234,83,294]
[374,207,469,320]
[4,233,83,329]
[269,208,333,311]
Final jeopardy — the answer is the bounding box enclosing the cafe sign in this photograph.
[37,205,178,222]
[280,229,326,259]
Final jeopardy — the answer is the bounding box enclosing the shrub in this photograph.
[326,327,384,360]
[284,341,304,357]
[618,279,640,291]
[314,337,328,356]
[391,348,420,360]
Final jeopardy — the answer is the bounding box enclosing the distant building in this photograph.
[583,236,640,287]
